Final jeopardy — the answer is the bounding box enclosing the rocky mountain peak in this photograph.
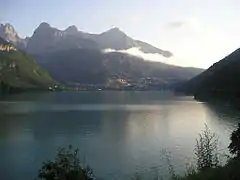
[4,23,15,32]
[65,25,78,34]
[32,22,59,39]
[103,27,125,36]
[38,22,51,29]
[33,22,52,34]
[0,23,19,43]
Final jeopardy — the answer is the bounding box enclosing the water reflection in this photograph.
[202,103,240,153]
[0,92,239,180]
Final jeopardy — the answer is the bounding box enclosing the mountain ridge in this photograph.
[0,22,173,57]
[182,48,240,102]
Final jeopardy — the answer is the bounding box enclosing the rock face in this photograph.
[26,23,98,53]
[64,25,79,35]
[0,22,173,57]
[0,23,28,50]
[0,23,19,42]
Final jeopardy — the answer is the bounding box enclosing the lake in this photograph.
[0,91,239,180]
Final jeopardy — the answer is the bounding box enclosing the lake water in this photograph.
[0,91,239,180]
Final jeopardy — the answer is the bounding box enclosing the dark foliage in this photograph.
[184,48,240,101]
[194,125,219,171]
[229,123,240,157]
[37,146,94,180]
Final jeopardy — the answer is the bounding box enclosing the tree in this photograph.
[37,145,94,180]
[194,124,219,171]
[229,123,240,157]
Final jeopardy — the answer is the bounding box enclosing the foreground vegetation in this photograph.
[36,124,240,180]
[36,146,94,180]
[172,123,240,180]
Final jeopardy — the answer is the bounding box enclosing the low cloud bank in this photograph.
[102,47,180,66]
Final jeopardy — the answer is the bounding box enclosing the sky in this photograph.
[1,0,240,68]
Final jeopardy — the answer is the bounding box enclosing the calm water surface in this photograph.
[0,91,239,180]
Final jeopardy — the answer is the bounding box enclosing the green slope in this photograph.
[0,37,56,93]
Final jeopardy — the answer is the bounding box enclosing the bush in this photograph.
[37,145,94,180]
[194,124,219,171]
[229,123,240,157]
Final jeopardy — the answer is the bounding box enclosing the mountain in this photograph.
[33,48,203,89]
[89,27,172,57]
[0,22,203,90]
[0,22,172,57]
[184,48,240,101]
[0,37,56,93]
[0,23,28,50]
[26,22,98,54]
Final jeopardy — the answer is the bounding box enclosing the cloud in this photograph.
[102,47,183,66]
[167,21,186,28]
[167,18,200,30]
[102,47,167,62]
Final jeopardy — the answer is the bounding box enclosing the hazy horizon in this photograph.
[2,0,240,68]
